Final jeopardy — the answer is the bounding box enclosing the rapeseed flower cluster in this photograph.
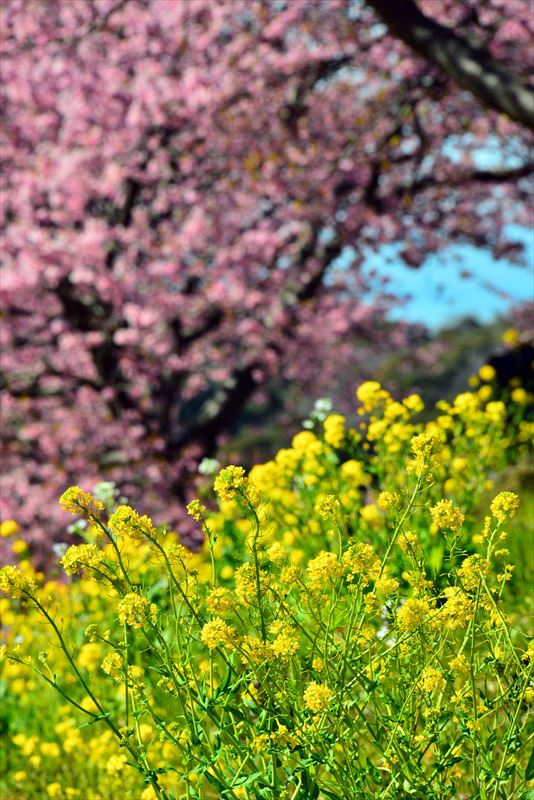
[117,592,157,628]
[430,499,465,532]
[314,493,340,519]
[323,413,346,448]
[270,620,299,659]
[101,652,124,681]
[186,499,206,522]
[59,487,104,520]
[490,491,520,523]
[200,618,237,650]
[108,504,157,542]
[60,543,106,577]
[306,551,342,592]
[342,542,380,584]
[303,682,333,713]
[0,377,532,800]
[1,520,20,537]
[213,465,248,500]
[0,565,36,598]
[396,598,432,630]
[417,666,446,694]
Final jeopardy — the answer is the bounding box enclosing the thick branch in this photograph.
[163,228,346,460]
[166,363,259,458]
[0,369,101,398]
[55,278,137,414]
[367,0,534,131]
[401,161,534,197]
[296,237,343,302]
[170,307,224,354]
[281,54,352,132]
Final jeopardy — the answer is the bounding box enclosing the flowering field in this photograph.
[1,377,533,800]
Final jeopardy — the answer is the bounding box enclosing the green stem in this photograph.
[379,477,422,578]
[25,592,169,800]
[243,494,267,642]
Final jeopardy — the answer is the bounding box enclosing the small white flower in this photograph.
[198,458,221,476]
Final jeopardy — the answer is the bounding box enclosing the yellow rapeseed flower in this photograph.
[291,431,317,451]
[377,491,398,511]
[449,654,470,677]
[502,327,519,346]
[439,587,474,629]
[235,562,270,602]
[356,381,390,411]
[314,494,340,519]
[60,544,105,577]
[186,499,206,522]
[485,401,506,424]
[267,542,286,563]
[403,394,425,414]
[407,432,440,477]
[108,505,156,542]
[430,500,464,532]
[323,414,346,448]
[11,539,28,556]
[200,618,237,650]
[340,459,370,486]
[0,565,36,598]
[106,753,127,775]
[418,666,445,694]
[307,551,342,592]
[303,681,333,713]
[490,492,520,523]
[117,592,157,628]
[77,643,102,672]
[41,742,61,758]
[478,364,496,382]
[342,543,380,584]
[396,598,431,631]
[59,487,104,520]
[270,620,299,659]
[101,652,123,681]
[206,587,237,614]
[458,554,490,591]
[213,466,247,501]
[511,387,528,404]
[0,520,20,538]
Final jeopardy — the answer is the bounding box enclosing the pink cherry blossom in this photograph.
[1,0,531,551]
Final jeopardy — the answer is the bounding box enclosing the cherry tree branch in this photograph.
[401,161,534,197]
[366,0,534,131]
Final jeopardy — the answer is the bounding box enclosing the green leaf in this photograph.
[486,730,498,751]
[317,786,343,799]
[231,771,262,787]
[212,666,233,701]
[78,712,110,728]
[428,544,444,573]
[204,770,226,793]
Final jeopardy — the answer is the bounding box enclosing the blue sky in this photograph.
[327,131,533,331]
[366,136,533,330]
[364,224,533,331]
